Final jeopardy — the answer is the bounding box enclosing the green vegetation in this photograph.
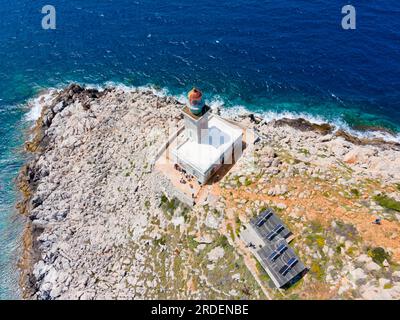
[350,188,361,197]
[306,234,325,249]
[395,183,400,191]
[154,235,167,246]
[373,194,400,212]
[310,220,324,233]
[181,206,190,222]
[212,208,221,218]
[233,175,242,187]
[215,235,229,249]
[368,247,391,265]
[310,262,324,280]
[144,199,150,209]
[384,283,393,289]
[187,236,198,250]
[322,191,331,198]
[315,235,325,248]
[139,195,266,300]
[333,220,359,242]
[335,243,345,254]
[298,148,310,156]
[159,194,191,223]
[160,194,180,216]
[244,177,252,186]
[346,246,357,257]
[235,216,242,236]
[255,260,271,283]
[227,224,235,241]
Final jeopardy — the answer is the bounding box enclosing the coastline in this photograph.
[16,85,113,298]
[17,84,400,299]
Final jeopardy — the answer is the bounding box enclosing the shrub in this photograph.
[350,188,360,197]
[310,262,324,280]
[235,216,242,236]
[154,236,167,246]
[244,177,252,186]
[187,236,198,250]
[336,243,345,254]
[373,194,400,212]
[315,236,325,248]
[227,224,235,241]
[368,247,390,265]
[384,283,393,289]
[216,235,229,248]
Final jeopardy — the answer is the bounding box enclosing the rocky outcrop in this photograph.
[18,84,185,299]
[272,118,334,135]
[18,84,400,300]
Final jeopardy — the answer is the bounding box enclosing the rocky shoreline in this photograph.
[17,84,400,299]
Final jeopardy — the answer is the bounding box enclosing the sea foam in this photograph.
[24,83,400,144]
[25,90,57,122]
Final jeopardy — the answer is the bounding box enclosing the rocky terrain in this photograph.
[17,84,400,300]
[216,113,400,299]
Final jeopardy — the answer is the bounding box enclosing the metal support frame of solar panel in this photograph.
[257,244,306,288]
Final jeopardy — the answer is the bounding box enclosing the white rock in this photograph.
[349,268,367,282]
[207,246,225,262]
[365,262,381,272]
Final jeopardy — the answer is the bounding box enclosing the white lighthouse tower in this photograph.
[182,88,211,144]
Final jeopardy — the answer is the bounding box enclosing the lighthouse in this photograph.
[170,88,243,185]
[183,88,210,144]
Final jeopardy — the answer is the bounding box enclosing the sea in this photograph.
[0,0,399,299]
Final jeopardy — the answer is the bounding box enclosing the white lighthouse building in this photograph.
[172,88,243,185]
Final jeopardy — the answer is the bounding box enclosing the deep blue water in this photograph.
[0,0,399,299]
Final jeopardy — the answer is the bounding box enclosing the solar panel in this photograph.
[276,243,287,254]
[256,210,273,227]
[279,265,288,275]
[287,257,298,268]
[279,258,299,276]
[273,224,284,234]
[268,250,279,262]
[268,243,288,262]
[266,230,277,241]
[266,224,284,241]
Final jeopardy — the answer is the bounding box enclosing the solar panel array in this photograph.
[250,209,307,288]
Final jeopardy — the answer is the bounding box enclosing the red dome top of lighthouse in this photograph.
[188,88,204,115]
[188,88,203,105]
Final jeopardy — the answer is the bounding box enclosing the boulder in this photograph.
[207,246,225,262]
[349,268,367,282]
[365,262,381,272]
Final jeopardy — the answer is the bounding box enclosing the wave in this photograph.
[24,89,58,122]
[221,105,400,143]
[23,82,400,144]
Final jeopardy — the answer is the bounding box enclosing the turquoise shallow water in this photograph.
[0,0,400,298]
[0,103,27,300]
